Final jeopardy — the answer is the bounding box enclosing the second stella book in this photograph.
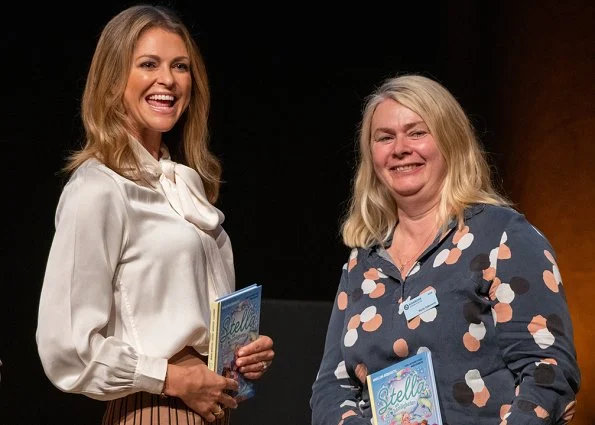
[208,283,262,402]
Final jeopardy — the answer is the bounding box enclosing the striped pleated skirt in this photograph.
[101,392,231,425]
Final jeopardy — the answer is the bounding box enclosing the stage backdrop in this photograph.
[492,2,594,423]
[3,1,593,424]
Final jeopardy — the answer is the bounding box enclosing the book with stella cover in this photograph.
[367,350,443,425]
[208,283,262,402]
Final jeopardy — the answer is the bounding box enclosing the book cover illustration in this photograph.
[208,283,262,402]
[367,350,443,425]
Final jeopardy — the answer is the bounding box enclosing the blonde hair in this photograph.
[341,74,510,248]
[64,4,221,202]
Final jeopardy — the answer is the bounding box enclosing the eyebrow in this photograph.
[373,121,427,134]
[136,54,190,62]
[403,120,427,130]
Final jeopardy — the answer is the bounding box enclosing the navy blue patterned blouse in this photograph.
[310,204,580,425]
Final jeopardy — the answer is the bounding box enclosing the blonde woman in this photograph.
[310,74,580,424]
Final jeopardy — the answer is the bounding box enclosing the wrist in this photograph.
[162,364,176,398]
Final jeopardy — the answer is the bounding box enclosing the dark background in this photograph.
[31,0,506,302]
[3,1,594,424]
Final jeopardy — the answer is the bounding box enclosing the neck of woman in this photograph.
[389,203,441,276]
[132,129,163,160]
[141,138,162,160]
[396,202,440,239]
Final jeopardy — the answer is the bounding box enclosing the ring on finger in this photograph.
[261,360,271,371]
[213,405,224,418]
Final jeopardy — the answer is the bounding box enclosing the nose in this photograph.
[157,65,174,87]
[391,134,410,157]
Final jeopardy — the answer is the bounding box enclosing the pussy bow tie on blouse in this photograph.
[130,137,232,298]
[129,137,225,231]
[158,158,224,231]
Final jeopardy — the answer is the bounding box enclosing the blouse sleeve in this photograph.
[494,213,580,424]
[310,261,369,425]
[36,165,167,400]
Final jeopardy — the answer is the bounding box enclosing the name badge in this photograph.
[403,289,439,321]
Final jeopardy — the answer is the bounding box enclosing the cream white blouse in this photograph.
[36,138,234,400]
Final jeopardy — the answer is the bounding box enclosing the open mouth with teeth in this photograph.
[390,164,423,172]
[147,94,176,108]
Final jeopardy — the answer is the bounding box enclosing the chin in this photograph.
[392,186,422,197]
[149,121,178,133]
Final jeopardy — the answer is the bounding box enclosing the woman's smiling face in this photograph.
[371,98,447,204]
[123,27,192,143]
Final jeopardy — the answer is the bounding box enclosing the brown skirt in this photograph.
[101,392,231,425]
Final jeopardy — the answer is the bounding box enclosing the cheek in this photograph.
[178,79,193,110]
[123,78,145,109]
[430,155,448,183]
[125,72,147,93]
[371,148,390,183]
[180,75,192,93]
[181,95,191,111]
[371,144,387,167]
[122,89,133,113]
[430,148,446,169]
